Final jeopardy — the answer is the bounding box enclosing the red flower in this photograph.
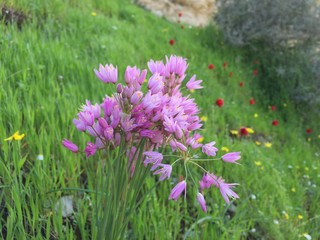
[239,127,248,136]
[306,128,312,134]
[208,64,215,70]
[253,69,258,76]
[239,82,244,87]
[249,98,255,105]
[215,98,224,107]
[272,119,279,126]
[169,39,175,45]
[229,72,233,77]
[223,62,227,68]
[178,12,182,17]
[271,105,276,111]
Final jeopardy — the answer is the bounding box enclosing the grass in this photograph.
[1,0,319,239]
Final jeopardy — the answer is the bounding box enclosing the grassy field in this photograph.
[1,0,319,239]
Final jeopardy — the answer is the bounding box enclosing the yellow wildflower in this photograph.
[230,130,239,136]
[91,12,97,16]
[297,214,303,220]
[254,161,262,166]
[264,142,272,148]
[283,212,289,220]
[283,103,287,107]
[221,147,229,152]
[307,137,311,142]
[4,131,25,141]
[200,116,208,122]
[189,89,195,93]
[254,113,259,118]
[255,141,261,146]
[291,187,296,192]
[198,137,204,143]
[246,128,254,134]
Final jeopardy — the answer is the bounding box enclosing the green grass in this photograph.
[1,0,319,239]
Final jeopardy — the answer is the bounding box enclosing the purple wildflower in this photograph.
[62,139,79,153]
[143,151,163,170]
[202,141,218,156]
[94,64,118,84]
[169,180,186,201]
[153,164,172,181]
[221,152,241,164]
[85,142,97,157]
[196,193,207,212]
[186,75,203,90]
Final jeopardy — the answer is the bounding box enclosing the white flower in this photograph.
[37,154,44,161]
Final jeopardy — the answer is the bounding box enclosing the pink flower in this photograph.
[143,151,163,170]
[153,164,172,181]
[186,75,203,90]
[130,91,143,105]
[169,180,186,201]
[202,141,218,156]
[62,139,79,153]
[219,182,239,204]
[85,142,97,157]
[221,152,241,164]
[196,193,207,212]
[94,64,118,83]
[78,111,94,127]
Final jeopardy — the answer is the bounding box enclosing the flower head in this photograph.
[143,151,163,170]
[208,64,214,70]
[94,64,118,84]
[186,75,203,90]
[272,119,279,126]
[62,139,79,153]
[306,128,312,134]
[153,164,172,181]
[249,98,255,105]
[169,180,186,201]
[4,131,25,141]
[215,98,224,107]
[239,82,244,87]
[222,152,241,164]
[239,127,248,136]
[202,141,218,156]
[169,39,175,45]
[196,193,207,212]
[252,69,258,76]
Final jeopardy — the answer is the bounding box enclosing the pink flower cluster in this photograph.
[62,55,241,213]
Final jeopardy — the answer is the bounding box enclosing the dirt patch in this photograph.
[1,5,28,30]
[136,0,217,27]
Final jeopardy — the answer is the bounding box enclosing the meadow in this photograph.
[0,0,319,239]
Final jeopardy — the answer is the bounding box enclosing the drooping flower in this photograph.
[169,180,186,201]
[4,131,25,141]
[249,98,255,105]
[208,64,214,70]
[221,152,241,164]
[153,164,172,181]
[196,193,207,212]
[202,141,218,156]
[169,39,175,45]
[186,75,203,90]
[143,151,163,170]
[62,139,79,153]
[215,98,224,107]
[219,181,239,203]
[85,142,97,157]
[94,64,118,84]
[272,119,279,126]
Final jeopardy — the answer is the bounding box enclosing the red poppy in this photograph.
[208,64,214,70]
[178,12,182,17]
[253,69,258,76]
[223,62,227,68]
[229,72,233,77]
[272,119,279,126]
[271,106,276,111]
[306,128,312,134]
[239,82,244,87]
[169,39,175,45]
[215,98,224,107]
[249,98,255,105]
[239,127,249,136]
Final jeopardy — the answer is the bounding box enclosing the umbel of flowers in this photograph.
[63,55,240,237]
